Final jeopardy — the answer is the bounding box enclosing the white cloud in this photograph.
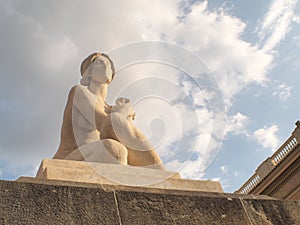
[162,1,274,106]
[252,125,280,151]
[257,0,299,52]
[165,158,206,180]
[272,83,292,101]
[211,177,221,182]
[225,112,250,136]
[115,2,294,180]
[220,165,228,174]
[178,159,206,179]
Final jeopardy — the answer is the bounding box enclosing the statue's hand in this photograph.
[112,97,135,120]
[115,97,130,106]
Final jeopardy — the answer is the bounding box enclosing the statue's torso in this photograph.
[54,85,108,159]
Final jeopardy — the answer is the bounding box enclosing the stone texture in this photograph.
[241,198,300,225]
[33,159,223,192]
[116,191,247,224]
[0,179,119,225]
[0,179,299,225]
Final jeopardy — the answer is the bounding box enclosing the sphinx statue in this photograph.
[53,53,165,170]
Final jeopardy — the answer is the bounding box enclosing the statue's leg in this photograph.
[99,139,128,164]
[127,149,165,170]
[65,139,128,165]
[100,114,165,170]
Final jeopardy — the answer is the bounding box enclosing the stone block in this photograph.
[31,159,223,193]
[0,179,299,225]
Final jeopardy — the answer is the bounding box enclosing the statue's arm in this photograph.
[100,108,165,169]
[124,122,165,169]
[70,85,104,128]
[110,114,154,151]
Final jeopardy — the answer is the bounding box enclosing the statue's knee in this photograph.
[102,139,128,165]
[117,145,128,165]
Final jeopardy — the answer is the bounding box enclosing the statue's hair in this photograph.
[80,52,115,85]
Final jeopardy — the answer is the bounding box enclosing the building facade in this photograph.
[235,121,300,200]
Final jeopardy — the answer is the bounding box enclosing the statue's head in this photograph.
[80,52,115,86]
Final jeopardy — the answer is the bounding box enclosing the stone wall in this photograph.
[0,179,299,225]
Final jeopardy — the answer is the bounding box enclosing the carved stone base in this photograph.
[20,158,223,193]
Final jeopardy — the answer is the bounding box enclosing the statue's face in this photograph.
[90,56,112,84]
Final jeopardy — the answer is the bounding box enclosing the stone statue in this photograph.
[53,53,165,170]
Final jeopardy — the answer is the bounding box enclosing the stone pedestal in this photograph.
[1,179,299,224]
[23,158,223,193]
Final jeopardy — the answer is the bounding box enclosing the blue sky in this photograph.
[0,0,299,192]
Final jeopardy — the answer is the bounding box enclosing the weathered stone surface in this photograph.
[0,179,119,225]
[0,179,299,225]
[32,159,223,192]
[241,198,300,225]
[116,191,247,224]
